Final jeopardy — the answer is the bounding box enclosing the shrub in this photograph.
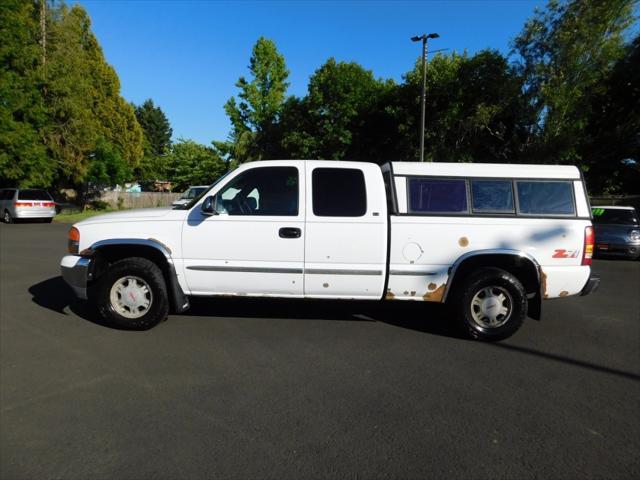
[89,199,110,210]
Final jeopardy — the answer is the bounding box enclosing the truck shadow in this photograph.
[26,277,640,381]
[187,296,460,337]
[28,276,460,337]
[28,276,114,328]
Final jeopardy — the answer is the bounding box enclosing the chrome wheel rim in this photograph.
[3,211,9,222]
[470,286,512,329]
[109,276,153,319]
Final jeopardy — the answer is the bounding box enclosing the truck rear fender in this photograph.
[443,249,542,320]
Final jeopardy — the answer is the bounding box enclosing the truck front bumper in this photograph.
[60,255,92,300]
[580,275,600,296]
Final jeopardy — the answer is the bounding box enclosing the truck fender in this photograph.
[86,238,190,314]
[443,248,542,321]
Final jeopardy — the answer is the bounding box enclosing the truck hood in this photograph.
[76,207,181,225]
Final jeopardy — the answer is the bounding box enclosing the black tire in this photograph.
[451,267,527,341]
[93,257,169,330]
[3,210,12,224]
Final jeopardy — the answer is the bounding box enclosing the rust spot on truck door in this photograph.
[559,290,569,297]
[458,237,469,247]
[385,290,395,300]
[427,282,437,290]
[423,284,445,302]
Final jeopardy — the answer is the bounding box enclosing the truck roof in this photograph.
[388,161,581,180]
[239,160,582,180]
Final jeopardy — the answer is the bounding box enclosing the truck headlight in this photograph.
[630,229,640,242]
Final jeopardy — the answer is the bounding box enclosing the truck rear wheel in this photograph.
[452,267,527,341]
[94,257,169,330]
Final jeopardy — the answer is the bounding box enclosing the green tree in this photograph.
[45,3,143,186]
[86,137,131,187]
[0,0,53,187]
[389,50,531,163]
[166,139,226,190]
[580,35,640,194]
[393,53,467,162]
[281,58,392,161]
[135,99,172,180]
[45,3,98,184]
[135,99,172,157]
[222,37,289,162]
[512,0,636,166]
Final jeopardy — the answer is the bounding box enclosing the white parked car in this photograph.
[0,188,56,223]
[171,185,209,207]
[60,160,599,341]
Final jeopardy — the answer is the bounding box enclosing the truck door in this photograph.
[304,162,388,299]
[182,164,305,297]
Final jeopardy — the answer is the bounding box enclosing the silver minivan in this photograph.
[0,188,56,223]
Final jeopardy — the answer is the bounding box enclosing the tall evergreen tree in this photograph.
[0,0,53,187]
[135,99,172,157]
[45,3,143,186]
[134,99,172,180]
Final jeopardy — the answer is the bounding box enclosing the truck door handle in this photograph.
[279,227,301,239]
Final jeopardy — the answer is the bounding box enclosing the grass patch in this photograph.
[53,209,116,223]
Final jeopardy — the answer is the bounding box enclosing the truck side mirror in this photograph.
[201,195,218,216]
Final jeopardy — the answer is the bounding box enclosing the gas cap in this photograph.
[402,242,423,262]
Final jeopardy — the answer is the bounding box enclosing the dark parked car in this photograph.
[591,206,640,259]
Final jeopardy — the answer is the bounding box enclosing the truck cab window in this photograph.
[312,168,367,217]
[215,167,298,216]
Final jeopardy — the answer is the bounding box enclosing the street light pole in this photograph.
[419,38,427,163]
[411,33,439,162]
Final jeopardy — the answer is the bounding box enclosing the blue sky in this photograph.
[79,0,543,145]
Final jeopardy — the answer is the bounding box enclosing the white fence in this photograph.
[590,195,640,212]
[98,191,182,209]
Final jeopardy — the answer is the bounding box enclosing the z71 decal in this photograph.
[552,249,579,258]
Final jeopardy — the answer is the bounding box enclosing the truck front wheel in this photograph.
[452,267,527,341]
[93,257,169,330]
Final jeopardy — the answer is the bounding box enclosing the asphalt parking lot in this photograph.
[1,222,639,479]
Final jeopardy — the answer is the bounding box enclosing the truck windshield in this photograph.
[174,173,230,210]
[592,208,639,225]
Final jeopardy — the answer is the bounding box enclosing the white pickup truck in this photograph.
[61,160,599,340]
